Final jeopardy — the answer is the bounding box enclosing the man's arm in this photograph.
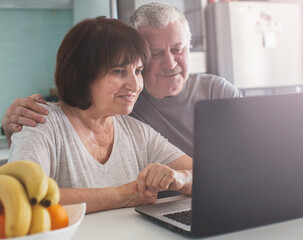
[60,181,157,214]
[1,94,48,146]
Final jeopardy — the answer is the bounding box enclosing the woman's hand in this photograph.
[1,94,48,145]
[136,163,192,197]
[119,181,157,208]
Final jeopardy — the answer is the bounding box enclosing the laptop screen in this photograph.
[192,93,303,237]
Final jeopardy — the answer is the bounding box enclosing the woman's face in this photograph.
[89,59,144,116]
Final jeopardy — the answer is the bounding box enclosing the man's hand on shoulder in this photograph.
[1,94,48,146]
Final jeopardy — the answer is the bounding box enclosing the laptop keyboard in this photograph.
[163,210,191,225]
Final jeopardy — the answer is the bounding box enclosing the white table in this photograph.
[72,196,303,240]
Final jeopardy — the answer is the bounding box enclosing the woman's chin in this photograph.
[119,107,134,116]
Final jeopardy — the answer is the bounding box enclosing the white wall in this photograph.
[73,0,111,24]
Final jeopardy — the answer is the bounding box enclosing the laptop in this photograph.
[135,93,303,237]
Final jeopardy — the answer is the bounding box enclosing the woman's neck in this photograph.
[56,102,115,165]
[57,102,112,133]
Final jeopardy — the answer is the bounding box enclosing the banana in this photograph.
[29,204,51,234]
[40,177,60,207]
[0,160,48,204]
[0,175,32,238]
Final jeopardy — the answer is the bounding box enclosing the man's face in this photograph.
[138,21,190,99]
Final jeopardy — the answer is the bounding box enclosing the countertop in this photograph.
[72,196,303,240]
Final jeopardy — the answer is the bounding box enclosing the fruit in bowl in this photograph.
[0,203,86,240]
[48,203,69,230]
[0,160,86,239]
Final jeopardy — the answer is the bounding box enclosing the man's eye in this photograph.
[172,48,183,54]
[151,52,162,58]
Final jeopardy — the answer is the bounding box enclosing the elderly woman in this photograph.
[8,17,192,213]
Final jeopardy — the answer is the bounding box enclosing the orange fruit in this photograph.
[47,203,69,230]
[0,214,5,238]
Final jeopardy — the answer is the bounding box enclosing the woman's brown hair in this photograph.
[55,16,150,110]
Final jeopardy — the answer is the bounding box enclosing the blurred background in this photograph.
[0,0,302,137]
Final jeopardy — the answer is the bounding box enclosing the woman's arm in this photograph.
[167,154,192,195]
[136,154,193,197]
[60,180,157,214]
[134,120,193,197]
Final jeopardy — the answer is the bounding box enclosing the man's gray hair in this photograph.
[129,2,191,43]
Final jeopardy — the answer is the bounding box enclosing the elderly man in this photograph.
[1,2,241,157]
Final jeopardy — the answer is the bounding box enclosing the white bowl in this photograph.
[5,203,86,240]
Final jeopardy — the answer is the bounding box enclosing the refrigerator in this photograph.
[205,1,303,91]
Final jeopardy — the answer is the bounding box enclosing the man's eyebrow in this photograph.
[150,48,162,52]
[171,42,184,47]
[150,42,184,50]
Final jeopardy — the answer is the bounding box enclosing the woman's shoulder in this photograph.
[11,103,62,142]
[28,102,66,132]
[40,102,61,114]
[41,102,65,119]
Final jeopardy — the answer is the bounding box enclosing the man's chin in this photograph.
[167,89,183,97]
[161,85,184,98]
[170,79,185,92]
[145,77,186,98]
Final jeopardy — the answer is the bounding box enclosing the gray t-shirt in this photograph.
[9,103,184,188]
[131,73,242,157]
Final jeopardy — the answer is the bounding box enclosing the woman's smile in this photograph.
[118,94,137,103]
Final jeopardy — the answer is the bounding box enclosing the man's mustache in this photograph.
[161,66,182,76]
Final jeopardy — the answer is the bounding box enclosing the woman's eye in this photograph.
[113,69,125,75]
[135,69,143,75]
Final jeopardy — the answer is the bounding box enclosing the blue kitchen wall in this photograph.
[0,8,72,127]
